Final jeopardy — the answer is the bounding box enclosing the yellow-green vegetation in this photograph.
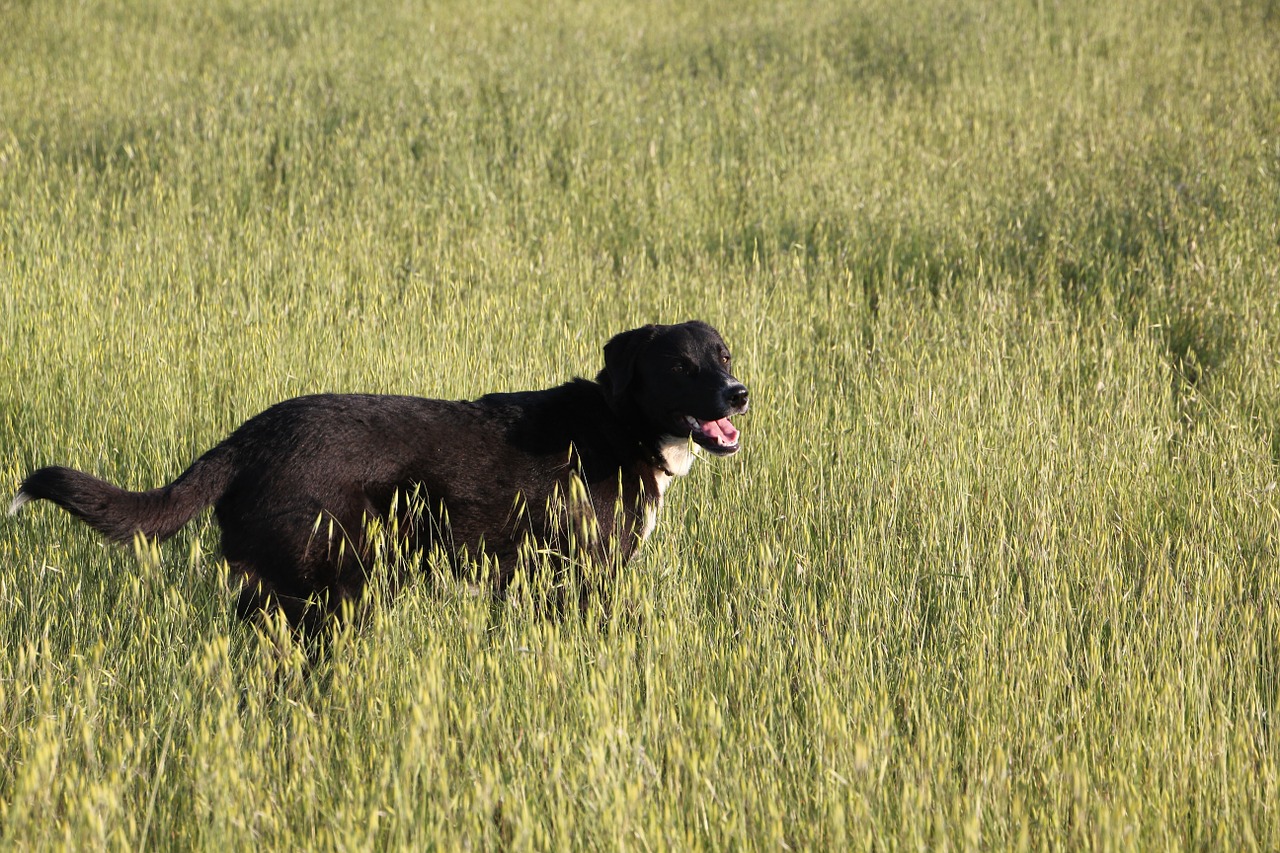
[3,0,1279,847]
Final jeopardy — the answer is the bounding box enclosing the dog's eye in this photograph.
[721,354,731,365]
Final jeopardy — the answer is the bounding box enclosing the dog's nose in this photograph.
[725,383,749,410]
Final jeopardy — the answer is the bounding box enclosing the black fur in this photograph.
[14,321,749,626]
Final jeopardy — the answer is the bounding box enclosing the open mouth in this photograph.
[682,414,741,455]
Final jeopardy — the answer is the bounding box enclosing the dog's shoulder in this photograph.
[475,379,618,459]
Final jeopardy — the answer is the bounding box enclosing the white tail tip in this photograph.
[9,491,31,516]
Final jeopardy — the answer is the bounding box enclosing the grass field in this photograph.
[3,0,1280,847]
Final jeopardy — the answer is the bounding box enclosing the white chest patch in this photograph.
[639,504,658,541]
[637,437,700,543]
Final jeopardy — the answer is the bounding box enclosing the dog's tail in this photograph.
[10,445,236,544]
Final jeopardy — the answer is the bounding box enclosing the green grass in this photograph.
[3,0,1280,847]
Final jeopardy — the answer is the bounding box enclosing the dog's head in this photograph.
[599,321,749,455]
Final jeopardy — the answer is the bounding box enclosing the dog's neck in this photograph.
[654,435,699,490]
[589,379,700,487]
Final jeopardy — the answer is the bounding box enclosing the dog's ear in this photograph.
[599,325,658,405]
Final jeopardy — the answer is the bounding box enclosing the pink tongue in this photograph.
[700,417,739,446]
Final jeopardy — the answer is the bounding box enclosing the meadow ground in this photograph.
[2,0,1279,848]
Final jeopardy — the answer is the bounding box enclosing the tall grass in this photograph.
[2,0,1279,847]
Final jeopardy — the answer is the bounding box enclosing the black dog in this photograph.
[11,321,748,625]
